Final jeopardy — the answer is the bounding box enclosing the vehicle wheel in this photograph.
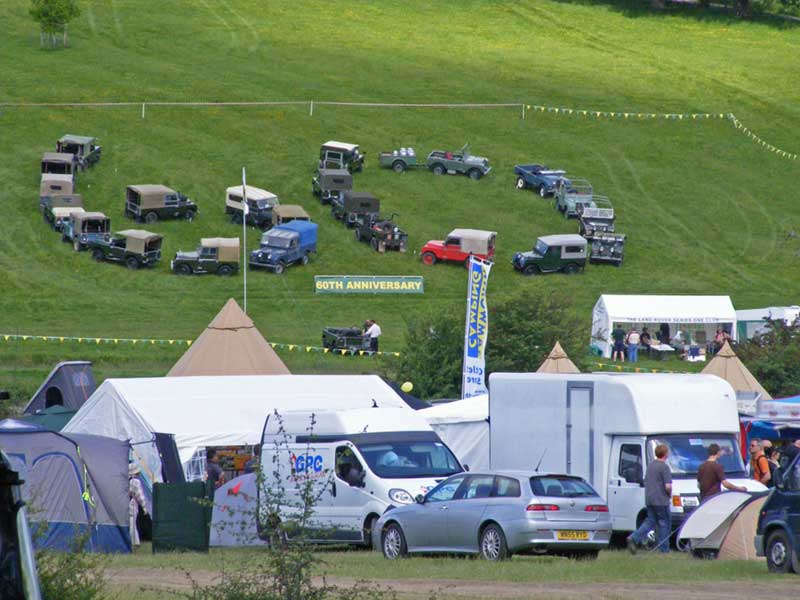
[557,204,566,213]
[392,160,406,173]
[185,211,196,222]
[468,169,482,180]
[92,249,105,262]
[539,185,548,198]
[370,238,379,252]
[479,523,509,561]
[274,263,285,275]
[126,257,140,270]
[382,523,408,560]
[176,264,192,275]
[421,252,437,265]
[515,177,526,190]
[354,228,362,242]
[301,254,309,266]
[73,239,82,252]
[431,163,446,176]
[217,265,233,276]
[145,212,158,224]
[766,530,796,573]
[522,264,539,276]
[231,213,243,225]
[564,263,580,275]
[363,515,379,549]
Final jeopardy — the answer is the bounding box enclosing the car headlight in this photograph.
[388,489,414,505]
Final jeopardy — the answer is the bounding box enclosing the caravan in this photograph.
[488,373,766,536]
[259,406,462,545]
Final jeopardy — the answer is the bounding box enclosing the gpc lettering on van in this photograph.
[290,452,326,480]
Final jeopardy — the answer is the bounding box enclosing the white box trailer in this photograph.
[488,373,766,535]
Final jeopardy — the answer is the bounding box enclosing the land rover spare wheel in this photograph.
[145,212,158,224]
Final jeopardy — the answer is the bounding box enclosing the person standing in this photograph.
[697,443,747,503]
[364,319,382,352]
[128,463,148,547]
[611,324,627,362]
[206,448,226,489]
[627,444,672,554]
[626,328,641,363]
[749,439,771,486]
[764,446,780,487]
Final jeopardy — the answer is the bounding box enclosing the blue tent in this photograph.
[0,419,130,553]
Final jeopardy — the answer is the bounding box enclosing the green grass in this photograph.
[1,0,799,404]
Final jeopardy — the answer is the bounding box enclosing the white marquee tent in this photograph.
[63,375,407,482]
[420,395,489,470]
[591,295,737,358]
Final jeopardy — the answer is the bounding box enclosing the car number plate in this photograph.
[682,496,699,507]
[557,530,589,540]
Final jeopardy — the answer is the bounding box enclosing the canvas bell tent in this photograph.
[591,294,736,358]
[702,341,771,414]
[421,395,489,470]
[0,420,130,552]
[537,342,580,374]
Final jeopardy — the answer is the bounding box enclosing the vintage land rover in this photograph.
[249,221,317,274]
[40,194,83,230]
[125,184,197,223]
[312,168,352,205]
[62,211,111,252]
[512,234,587,275]
[39,173,74,200]
[271,204,311,227]
[319,141,365,173]
[353,213,408,253]
[171,237,240,276]
[331,191,380,226]
[420,229,496,266]
[56,135,101,170]
[41,152,77,180]
[225,185,279,229]
[88,230,163,270]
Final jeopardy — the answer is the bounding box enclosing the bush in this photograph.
[736,320,800,398]
[36,539,106,600]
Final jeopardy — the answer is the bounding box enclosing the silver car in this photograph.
[373,470,611,560]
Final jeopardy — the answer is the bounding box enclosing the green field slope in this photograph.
[1,0,798,404]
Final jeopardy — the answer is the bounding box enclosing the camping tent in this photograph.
[537,342,580,374]
[420,395,489,470]
[591,294,737,358]
[209,473,264,547]
[167,298,290,377]
[0,420,130,553]
[22,361,96,414]
[20,406,76,431]
[63,375,408,483]
[702,341,771,411]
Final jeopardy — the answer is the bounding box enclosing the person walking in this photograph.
[626,328,641,363]
[697,443,747,503]
[364,319,382,352]
[611,324,627,362]
[749,439,771,486]
[128,463,148,547]
[627,444,672,554]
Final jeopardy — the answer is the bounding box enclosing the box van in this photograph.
[488,373,766,536]
[259,406,463,545]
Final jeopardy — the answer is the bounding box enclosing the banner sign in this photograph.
[314,276,423,294]
[461,257,492,399]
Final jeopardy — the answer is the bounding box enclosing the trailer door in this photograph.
[566,382,594,484]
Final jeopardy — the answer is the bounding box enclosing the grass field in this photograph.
[1,0,799,405]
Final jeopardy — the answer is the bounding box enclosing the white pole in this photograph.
[521,103,526,120]
[242,167,248,314]
[310,100,314,117]
[141,103,145,119]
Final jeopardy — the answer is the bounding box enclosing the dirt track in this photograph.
[108,567,797,599]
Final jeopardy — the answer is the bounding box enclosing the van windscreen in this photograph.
[357,440,461,479]
[646,434,745,477]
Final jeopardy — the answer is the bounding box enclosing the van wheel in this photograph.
[145,212,158,224]
[421,252,437,265]
[479,524,509,561]
[766,530,796,573]
[382,523,408,560]
[216,265,233,276]
[431,163,446,175]
[92,249,105,262]
[363,515,379,549]
[126,256,140,270]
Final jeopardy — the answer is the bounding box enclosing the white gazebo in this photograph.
[591,295,736,358]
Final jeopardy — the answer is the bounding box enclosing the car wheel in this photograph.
[217,265,233,276]
[564,263,580,275]
[92,249,104,262]
[766,530,796,573]
[421,252,437,265]
[370,238,379,252]
[522,264,539,276]
[126,257,140,270]
[185,211,196,222]
[431,163,446,175]
[382,523,408,560]
[515,177,526,190]
[176,264,192,275]
[301,254,309,266]
[354,228,362,242]
[145,212,158,224]
[392,160,406,173]
[468,169,482,180]
[274,263,285,275]
[479,523,509,561]
[539,185,548,198]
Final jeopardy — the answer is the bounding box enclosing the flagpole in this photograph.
[242,167,248,314]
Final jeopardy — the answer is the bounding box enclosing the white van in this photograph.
[259,406,463,544]
[488,373,766,536]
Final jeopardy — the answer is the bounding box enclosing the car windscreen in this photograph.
[357,440,461,479]
[266,235,292,249]
[530,476,597,498]
[646,434,745,477]
[534,240,549,255]
[253,198,274,209]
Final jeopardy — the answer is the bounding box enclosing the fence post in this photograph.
[309,100,314,117]
[141,103,146,119]
[521,103,525,120]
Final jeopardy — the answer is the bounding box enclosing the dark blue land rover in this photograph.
[755,453,800,573]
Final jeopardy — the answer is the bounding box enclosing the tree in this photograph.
[30,0,80,48]
[391,290,587,400]
[736,320,800,398]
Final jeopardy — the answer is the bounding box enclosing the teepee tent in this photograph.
[167,298,290,376]
[537,342,580,374]
[702,341,771,400]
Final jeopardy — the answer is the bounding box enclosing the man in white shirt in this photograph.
[365,319,381,352]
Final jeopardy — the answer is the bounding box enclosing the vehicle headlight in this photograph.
[388,489,414,505]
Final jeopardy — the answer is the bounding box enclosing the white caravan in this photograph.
[259,405,462,545]
[488,373,765,535]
